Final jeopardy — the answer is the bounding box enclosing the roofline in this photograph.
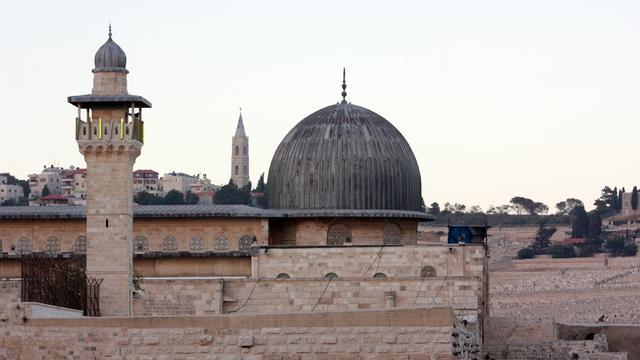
[0,206,433,221]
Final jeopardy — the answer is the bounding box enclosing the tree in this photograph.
[185,191,200,205]
[530,223,556,252]
[255,173,266,193]
[586,211,602,240]
[555,198,584,215]
[444,203,466,214]
[571,205,589,238]
[164,190,185,205]
[214,180,251,205]
[632,186,638,210]
[468,205,483,214]
[606,236,626,256]
[134,191,164,205]
[41,185,50,197]
[594,186,618,213]
[510,196,548,215]
[429,202,440,216]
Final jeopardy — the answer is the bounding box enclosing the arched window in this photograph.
[133,235,149,253]
[16,237,32,255]
[72,235,86,253]
[214,233,230,252]
[45,236,61,254]
[190,235,206,253]
[238,234,255,251]
[420,266,437,278]
[243,145,247,155]
[373,272,387,279]
[243,165,247,175]
[324,272,338,279]
[383,222,402,245]
[162,235,178,252]
[93,127,97,136]
[276,273,290,279]
[82,127,87,136]
[235,165,239,175]
[327,223,351,245]
[235,146,239,155]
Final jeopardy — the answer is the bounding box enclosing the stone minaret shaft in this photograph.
[69,28,151,316]
[231,111,250,187]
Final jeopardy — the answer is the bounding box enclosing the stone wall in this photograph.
[254,245,485,279]
[484,317,556,345]
[557,323,640,360]
[0,306,457,359]
[132,279,224,316]
[221,277,481,315]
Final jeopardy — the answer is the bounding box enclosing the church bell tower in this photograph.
[68,26,151,316]
[231,109,250,187]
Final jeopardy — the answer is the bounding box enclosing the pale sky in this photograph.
[2,0,640,211]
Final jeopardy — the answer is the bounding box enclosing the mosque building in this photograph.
[0,28,493,358]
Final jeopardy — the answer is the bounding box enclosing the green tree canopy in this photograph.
[555,198,584,215]
[429,202,440,216]
[510,196,548,215]
[255,173,266,193]
[530,223,556,252]
[164,190,185,205]
[134,191,164,205]
[214,180,251,205]
[571,205,589,238]
[185,191,200,205]
[41,185,50,197]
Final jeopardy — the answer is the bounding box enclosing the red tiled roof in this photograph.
[134,169,159,175]
[563,237,587,245]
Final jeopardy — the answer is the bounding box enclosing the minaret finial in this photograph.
[108,23,112,39]
[341,68,347,104]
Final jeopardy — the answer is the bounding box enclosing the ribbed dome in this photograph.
[93,34,127,73]
[267,102,422,211]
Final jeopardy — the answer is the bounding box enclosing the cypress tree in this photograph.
[632,186,638,210]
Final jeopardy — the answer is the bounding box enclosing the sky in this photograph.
[2,0,640,211]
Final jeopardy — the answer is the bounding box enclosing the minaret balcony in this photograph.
[76,117,144,143]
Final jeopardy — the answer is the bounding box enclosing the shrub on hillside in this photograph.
[517,247,536,259]
[548,244,576,258]
[623,242,638,257]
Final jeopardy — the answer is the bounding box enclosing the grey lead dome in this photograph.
[267,102,422,211]
[93,34,127,73]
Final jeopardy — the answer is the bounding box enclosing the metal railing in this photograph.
[20,254,102,316]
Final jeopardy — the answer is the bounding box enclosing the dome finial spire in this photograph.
[341,67,347,104]
[108,23,112,39]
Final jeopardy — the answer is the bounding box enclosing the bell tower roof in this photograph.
[234,109,247,137]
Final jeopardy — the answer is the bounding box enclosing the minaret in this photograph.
[68,26,151,316]
[231,109,250,187]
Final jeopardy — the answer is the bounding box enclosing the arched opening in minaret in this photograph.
[235,165,239,175]
[243,165,247,175]
[235,146,239,155]
[243,145,247,155]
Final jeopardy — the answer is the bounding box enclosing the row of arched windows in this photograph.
[325,222,402,246]
[273,267,437,280]
[134,233,255,253]
[1,236,86,255]
[1,233,255,255]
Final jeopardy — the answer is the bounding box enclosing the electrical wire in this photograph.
[227,277,261,314]
[311,276,333,312]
